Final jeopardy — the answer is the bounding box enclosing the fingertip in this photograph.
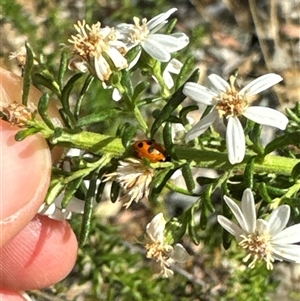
[0,215,78,291]
[0,288,27,301]
[0,120,52,247]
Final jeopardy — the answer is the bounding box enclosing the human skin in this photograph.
[0,67,78,299]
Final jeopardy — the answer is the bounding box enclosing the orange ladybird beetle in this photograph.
[132,139,168,163]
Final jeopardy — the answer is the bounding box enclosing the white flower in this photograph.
[183,73,289,164]
[68,20,128,81]
[217,188,300,270]
[117,8,189,62]
[145,213,189,277]
[103,158,154,208]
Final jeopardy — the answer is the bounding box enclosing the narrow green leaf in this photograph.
[163,121,175,158]
[58,51,68,89]
[121,124,137,148]
[61,73,83,126]
[175,55,195,90]
[15,127,41,141]
[33,73,61,96]
[61,176,84,208]
[76,109,122,127]
[80,169,99,246]
[110,181,120,203]
[182,163,195,193]
[264,132,300,155]
[291,162,300,181]
[45,179,65,205]
[75,74,94,119]
[37,93,55,130]
[22,42,34,106]
[133,81,150,103]
[258,182,273,203]
[244,156,256,189]
[179,105,198,125]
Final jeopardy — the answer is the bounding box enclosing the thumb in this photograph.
[0,120,52,247]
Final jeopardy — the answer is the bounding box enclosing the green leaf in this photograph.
[162,121,175,158]
[187,206,200,245]
[22,42,34,106]
[244,156,256,189]
[58,51,68,89]
[75,74,94,119]
[61,176,84,208]
[37,93,55,130]
[15,127,41,141]
[110,181,121,203]
[181,163,195,193]
[258,182,273,203]
[33,73,61,96]
[80,169,99,246]
[150,68,200,136]
[121,123,138,148]
[291,162,300,181]
[133,81,150,103]
[175,55,195,90]
[45,178,65,205]
[264,132,300,155]
[76,109,122,127]
[150,168,175,202]
[179,105,198,125]
[61,73,83,126]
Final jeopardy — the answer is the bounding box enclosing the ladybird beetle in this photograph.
[133,139,168,163]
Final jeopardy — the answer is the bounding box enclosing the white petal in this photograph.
[106,47,128,69]
[208,74,230,93]
[226,116,245,164]
[183,82,217,105]
[112,88,122,101]
[38,203,56,215]
[185,110,218,142]
[241,189,257,233]
[162,70,175,89]
[256,219,269,235]
[141,39,171,62]
[94,55,111,81]
[267,205,290,236]
[272,223,300,244]
[147,8,177,31]
[171,244,189,263]
[223,196,249,232]
[217,215,244,237]
[243,106,289,130]
[166,58,183,74]
[169,33,190,50]
[271,244,300,263]
[147,34,184,52]
[146,213,166,242]
[239,73,283,96]
[65,198,85,214]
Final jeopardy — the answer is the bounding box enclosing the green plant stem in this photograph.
[133,106,148,132]
[39,127,299,176]
[49,129,125,157]
[174,145,300,176]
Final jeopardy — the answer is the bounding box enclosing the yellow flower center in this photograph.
[145,241,173,263]
[215,75,247,118]
[68,20,122,60]
[129,17,150,43]
[239,232,274,270]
